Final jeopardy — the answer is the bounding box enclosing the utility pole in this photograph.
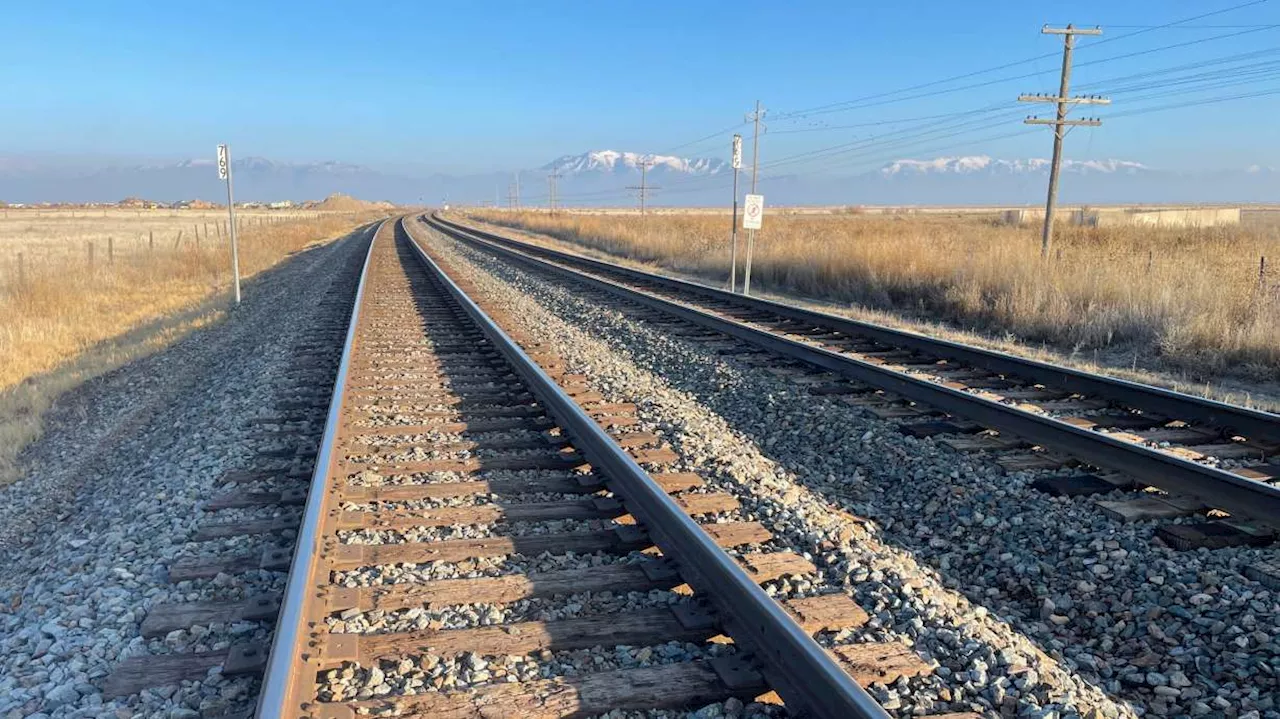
[547,163,562,215]
[743,100,766,295]
[1019,24,1108,259]
[625,157,661,215]
[514,172,521,210]
[729,134,743,293]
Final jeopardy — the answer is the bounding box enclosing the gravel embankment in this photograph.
[0,225,373,719]
[421,224,1279,719]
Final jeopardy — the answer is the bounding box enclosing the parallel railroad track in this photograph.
[225,217,968,718]
[425,213,1280,550]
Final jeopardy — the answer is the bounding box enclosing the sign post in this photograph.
[729,134,742,293]
[217,144,242,305]
[742,193,763,295]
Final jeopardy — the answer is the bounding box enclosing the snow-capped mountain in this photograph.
[880,155,1148,176]
[4,151,1279,206]
[543,150,726,176]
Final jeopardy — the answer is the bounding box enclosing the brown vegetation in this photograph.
[0,209,381,483]
[468,209,1280,378]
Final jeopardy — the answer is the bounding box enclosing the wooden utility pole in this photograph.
[547,163,562,215]
[743,100,765,295]
[1019,24,1109,258]
[729,134,743,293]
[625,157,660,215]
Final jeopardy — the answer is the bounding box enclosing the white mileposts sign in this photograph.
[216,144,241,304]
[217,144,230,180]
[742,194,764,230]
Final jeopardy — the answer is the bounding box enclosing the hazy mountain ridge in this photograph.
[880,156,1150,176]
[3,151,1278,206]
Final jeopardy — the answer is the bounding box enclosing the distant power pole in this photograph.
[729,134,743,293]
[547,163,562,215]
[743,100,766,295]
[625,157,661,215]
[514,172,521,210]
[1019,24,1109,258]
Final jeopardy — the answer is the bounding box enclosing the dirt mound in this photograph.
[306,193,396,212]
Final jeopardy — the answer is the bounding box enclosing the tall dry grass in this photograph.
[0,210,380,482]
[470,210,1280,377]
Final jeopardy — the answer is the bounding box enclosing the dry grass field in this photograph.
[468,209,1280,380]
[0,208,382,483]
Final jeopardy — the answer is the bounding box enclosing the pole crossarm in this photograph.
[1024,117,1103,126]
[1017,94,1111,104]
[1043,24,1101,35]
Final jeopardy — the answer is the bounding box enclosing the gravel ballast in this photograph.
[418,223,1279,719]
[0,225,373,718]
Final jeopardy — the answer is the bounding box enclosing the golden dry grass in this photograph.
[0,209,381,483]
[469,209,1280,378]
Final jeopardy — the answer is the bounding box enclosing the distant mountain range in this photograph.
[543,150,727,176]
[2,150,1277,206]
[879,156,1149,176]
[0,155,417,205]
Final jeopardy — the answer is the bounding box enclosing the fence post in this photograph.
[149,230,155,251]
[87,241,95,271]
[174,230,183,249]
[108,236,114,263]
[16,252,24,287]
[1261,256,1269,295]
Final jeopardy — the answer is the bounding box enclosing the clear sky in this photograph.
[3,0,1279,174]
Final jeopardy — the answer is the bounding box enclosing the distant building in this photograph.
[172,199,219,210]
[1001,206,1241,228]
[118,197,164,209]
[269,200,295,209]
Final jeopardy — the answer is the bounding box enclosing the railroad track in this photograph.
[252,216,962,718]
[101,218,976,717]
[425,212,1280,551]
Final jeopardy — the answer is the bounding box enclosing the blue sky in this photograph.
[3,0,1279,174]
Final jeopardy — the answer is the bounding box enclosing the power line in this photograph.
[771,0,1272,121]
[771,22,1278,123]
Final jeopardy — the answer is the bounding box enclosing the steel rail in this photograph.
[256,219,384,718]
[424,213,1280,528]
[430,212,1280,446]
[398,217,890,719]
